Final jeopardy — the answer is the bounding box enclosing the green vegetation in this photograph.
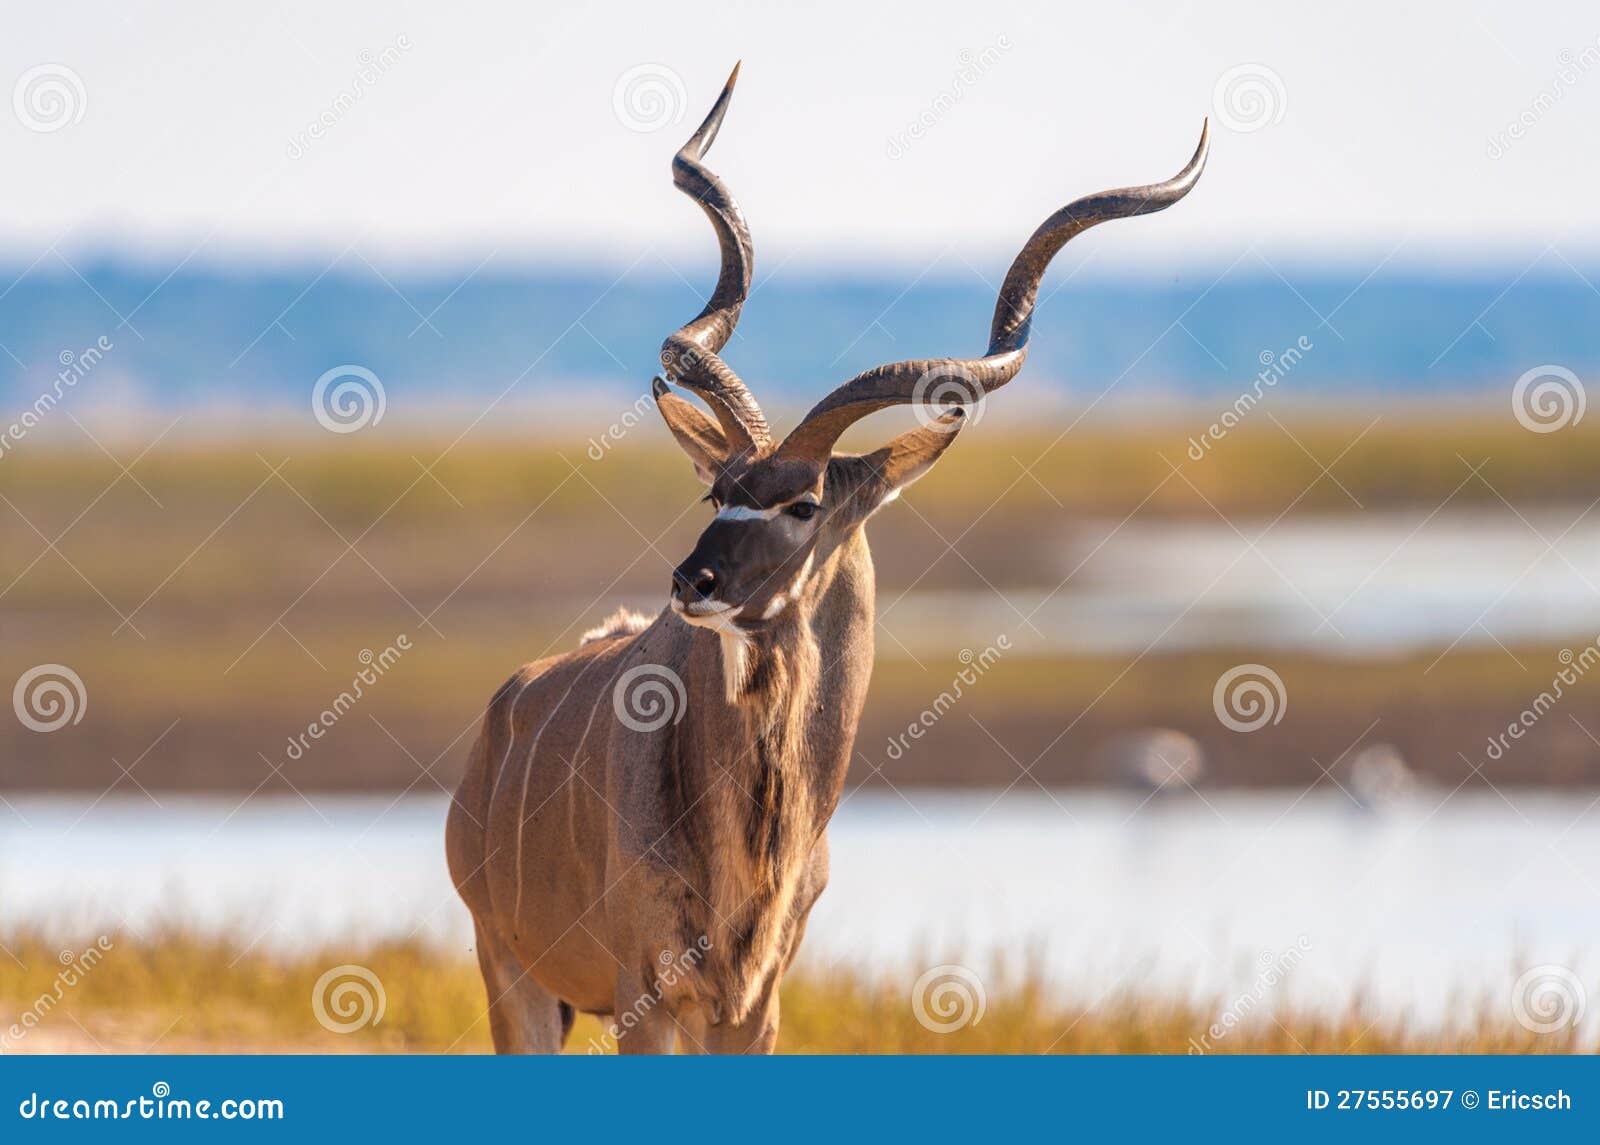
[6,407,1600,526]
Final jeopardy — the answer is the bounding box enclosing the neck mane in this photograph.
[666,532,874,1015]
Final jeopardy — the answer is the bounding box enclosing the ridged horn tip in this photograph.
[1186,119,1210,183]
[651,375,670,399]
[1146,118,1210,207]
[682,62,742,160]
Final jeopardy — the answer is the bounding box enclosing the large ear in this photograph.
[653,377,728,484]
[850,409,965,512]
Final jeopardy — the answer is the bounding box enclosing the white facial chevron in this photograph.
[714,503,783,522]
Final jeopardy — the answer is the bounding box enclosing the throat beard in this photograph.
[719,630,755,703]
[674,604,758,704]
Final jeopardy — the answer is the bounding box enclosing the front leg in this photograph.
[608,967,679,1054]
[692,840,826,1054]
[601,857,707,1053]
[696,975,781,1054]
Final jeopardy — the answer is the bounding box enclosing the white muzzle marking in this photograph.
[670,597,754,701]
[673,597,743,632]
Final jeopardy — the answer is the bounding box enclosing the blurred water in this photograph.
[4,265,1596,411]
[3,789,1594,1026]
[882,508,1600,655]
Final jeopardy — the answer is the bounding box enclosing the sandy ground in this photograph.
[4,1026,350,1055]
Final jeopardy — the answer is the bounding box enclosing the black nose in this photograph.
[672,565,719,601]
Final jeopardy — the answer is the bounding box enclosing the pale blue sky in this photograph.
[5,1,1598,269]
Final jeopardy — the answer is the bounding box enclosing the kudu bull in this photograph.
[446,64,1207,1053]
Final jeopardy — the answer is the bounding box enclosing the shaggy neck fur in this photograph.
[675,544,853,1019]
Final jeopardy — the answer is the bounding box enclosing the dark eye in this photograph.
[786,501,817,521]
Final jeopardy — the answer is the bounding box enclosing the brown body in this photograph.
[446,65,1207,1052]
[448,525,874,1052]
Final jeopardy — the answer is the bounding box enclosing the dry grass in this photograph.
[0,930,1581,1054]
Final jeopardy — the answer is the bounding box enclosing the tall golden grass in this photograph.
[0,930,1580,1054]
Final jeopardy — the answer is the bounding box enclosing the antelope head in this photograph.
[655,65,1208,647]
